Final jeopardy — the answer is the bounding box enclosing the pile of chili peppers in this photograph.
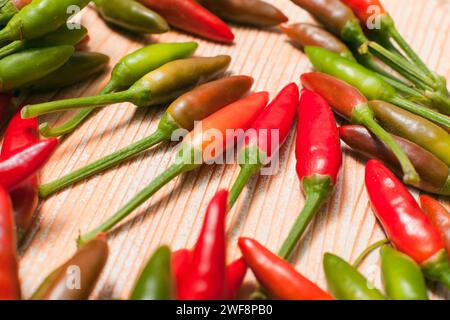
[0,0,449,301]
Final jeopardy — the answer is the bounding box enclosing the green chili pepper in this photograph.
[95,0,169,34]
[380,246,429,300]
[23,51,110,92]
[0,45,74,92]
[370,100,450,167]
[0,0,30,26]
[39,42,198,137]
[305,46,450,129]
[130,246,174,300]
[22,55,231,118]
[323,253,386,300]
[0,0,91,44]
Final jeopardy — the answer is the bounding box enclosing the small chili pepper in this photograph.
[339,125,450,195]
[228,83,298,208]
[365,160,450,288]
[239,237,333,300]
[369,100,450,167]
[280,23,355,61]
[0,0,91,44]
[278,89,341,260]
[380,246,429,300]
[23,52,110,93]
[77,92,268,245]
[0,185,20,300]
[130,246,175,300]
[199,0,288,28]
[139,0,234,43]
[0,45,75,92]
[323,253,386,300]
[22,55,231,118]
[95,0,169,34]
[39,42,198,137]
[0,0,31,26]
[39,75,253,198]
[420,196,450,256]
[31,234,109,300]
[178,190,228,300]
[224,257,247,300]
[301,71,418,185]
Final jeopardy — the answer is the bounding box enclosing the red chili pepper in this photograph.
[139,0,234,43]
[365,160,450,287]
[224,257,247,300]
[420,196,450,257]
[340,0,385,23]
[178,190,228,300]
[278,89,342,260]
[239,237,333,300]
[0,185,20,299]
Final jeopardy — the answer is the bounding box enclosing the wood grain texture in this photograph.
[15,0,450,299]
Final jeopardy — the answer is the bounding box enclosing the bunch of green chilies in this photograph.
[0,0,449,301]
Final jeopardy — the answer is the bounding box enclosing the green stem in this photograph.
[228,163,262,210]
[77,162,190,246]
[426,90,450,116]
[353,103,419,185]
[39,130,169,198]
[380,76,425,100]
[0,40,24,59]
[352,239,390,269]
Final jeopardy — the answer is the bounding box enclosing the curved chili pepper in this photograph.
[139,0,234,43]
[130,246,175,300]
[239,237,333,300]
[420,196,450,256]
[39,75,253,198]
[95,0,169,34]
[228,83,298,208]
[301,71,418,185]
[77,92,268,245]
[199,0,287,28]
[323,253,385,300]
[39,42,198,137]
[369,100,450,166]
[23,55,231,118]
[278,89,341,260]
[0,0,31,26]
[280,23,355,61]
[31,234,108,300]
[380,246,428,300]
[225,257,247,300]
[365,160,450,288]
[0,186,20,300]
[339,125,450,195]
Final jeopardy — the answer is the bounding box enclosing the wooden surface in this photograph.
[16,0,450,299]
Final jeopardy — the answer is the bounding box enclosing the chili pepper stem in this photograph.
[352,239,390,269]
[228,163,262,209]
[278,175,333,260]
[352,103,419,185]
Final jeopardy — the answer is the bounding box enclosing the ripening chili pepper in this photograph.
[0,186,20,300]
[339,125,450,195]
[95,0,169,34]
[323,253,385,300]
[199,0,288,28]
[130,246,175,300]
[365,160,450,288]
[39,76,253,198]
[239,237,333,300]
[139,0,234,43]
[280,23,356,61]
[228,83,298,208]
[380,246,429,300]
[369,100,450,167]
[278,89,341,260]
[31,234,109,300]
[23,52,110,93]
[0,45,74,92]
[23,55,231,118]
[305,47,450,128]
[77,93,268,245]
[301,71,418,185]
[0,0,31,26]
[0,0,91,44]
[178,190,228,300]
[39,42,198,137]
[224,257,247,300]
[420,196,450,257]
